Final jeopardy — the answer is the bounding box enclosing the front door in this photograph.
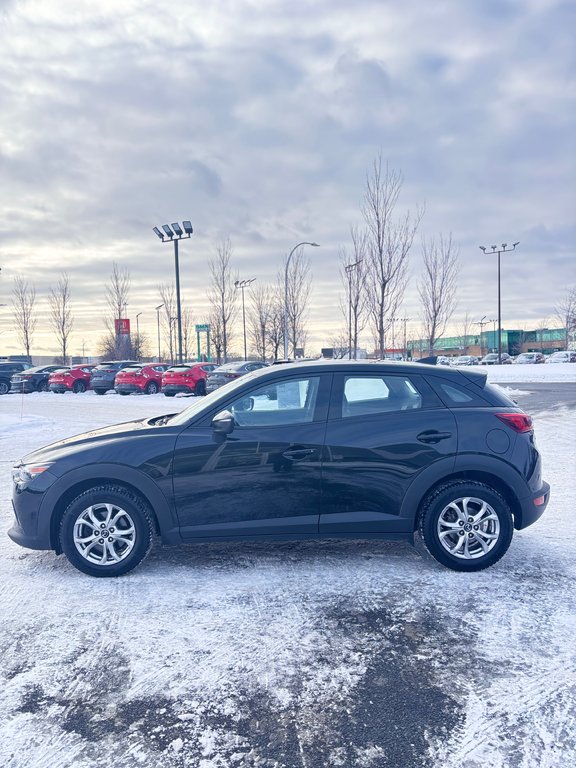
[172,373,330,538]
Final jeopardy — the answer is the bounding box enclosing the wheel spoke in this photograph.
[105,540,122,562]
[436,495,501,560]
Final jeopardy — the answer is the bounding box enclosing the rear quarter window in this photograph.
[430,378,492,407]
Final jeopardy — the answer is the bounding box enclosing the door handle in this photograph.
[417,430,452,444]
[282,448,316,460]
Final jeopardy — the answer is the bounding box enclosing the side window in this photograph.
[342,375,422,418]
[230,377,320,427]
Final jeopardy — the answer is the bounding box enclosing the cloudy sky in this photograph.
[0,0,574,357]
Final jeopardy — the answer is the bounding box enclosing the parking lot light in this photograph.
[478,242,520,364]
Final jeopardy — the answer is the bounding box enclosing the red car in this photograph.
[114,364,170,395]
[161,363,217,397]
[48,365,96,394]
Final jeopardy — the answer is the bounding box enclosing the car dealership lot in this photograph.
[1,365,575,768]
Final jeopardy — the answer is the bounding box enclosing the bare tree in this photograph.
[12,277,37,359]
[249,283,275,361]
[182,308,195,361]
[340,227,368,358]
[363,155,423,357]
[536,316,550,352]
[158,283,176,363]
[455,312,473,354]
[418,233,459,354]
[283,249,312,357]
[209,308,224,365]
[208,238,238,363]
[554,286,576,349]
[49,273,74,364]
[267,288,285,361]
[102,263,131,358]
[329,330,350,358]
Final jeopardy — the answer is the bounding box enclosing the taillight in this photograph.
[496,413,533,433]
[224,373,239,379]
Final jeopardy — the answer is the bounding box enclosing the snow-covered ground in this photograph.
[1,364,575,768]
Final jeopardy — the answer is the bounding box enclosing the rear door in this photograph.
[320,371,457,535]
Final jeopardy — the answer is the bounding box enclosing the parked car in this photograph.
[9,360,550,577]
[436,356,452,366]
[450,355,479,366]
[205,361,269,393]
[48,364,96,393]
[161,363,217,397]
[0,361,34,395]
[514,352,546,364]
[545,350,576,363]
[480,353,512,365]
[114,364,170,395]
[90,360,139,395]
[9,365,65,394]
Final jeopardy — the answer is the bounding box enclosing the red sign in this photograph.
[115,318,131,335]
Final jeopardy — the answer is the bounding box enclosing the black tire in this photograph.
[37,380,49,392]
[145,381,159,395]
[419,481,513,572]
[94,389,106,396]
[72,380,86,394]
[118,391,129,396]
[0,380,9,395]
[59,485,155,577]
[194,380,206,397]
[164,392,176,397]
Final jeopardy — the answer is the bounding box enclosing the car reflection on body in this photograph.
[9,360,550,578]
[205,361,269,393]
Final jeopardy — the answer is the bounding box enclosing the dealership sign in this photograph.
[115,318,130,335]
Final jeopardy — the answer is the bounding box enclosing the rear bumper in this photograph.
[162,384,192,395]
[115,384,142,394]
[516,481,550,529]
[49,383,70,393]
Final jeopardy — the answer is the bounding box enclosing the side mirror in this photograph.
[212,410,235,435]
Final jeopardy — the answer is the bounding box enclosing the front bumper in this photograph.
[8,471,59,551]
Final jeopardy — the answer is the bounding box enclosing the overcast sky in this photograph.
[0,0,574,357]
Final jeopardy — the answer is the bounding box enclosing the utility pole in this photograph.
[479,243,519,363]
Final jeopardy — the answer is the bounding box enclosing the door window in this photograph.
[230,377,320,426]
[342,375,422,417]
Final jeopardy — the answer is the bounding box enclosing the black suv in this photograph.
[0,361,33,395]
[89,360,139,395]
[9,364,64,394]
[9,361,550,577]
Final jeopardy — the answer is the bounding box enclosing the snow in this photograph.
[1,367,575,767]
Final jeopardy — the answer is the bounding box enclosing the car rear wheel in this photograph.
[59,485,155,577]
[94,389,106,395]
[72,380,86,393]
[194,380,206,396]
[419,481,513,571]
[145,381,159,394]
[0,381,9,395]
[164,392,175,397]
[37,381,49,392]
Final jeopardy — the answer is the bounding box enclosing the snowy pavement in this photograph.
[1,365,575,767]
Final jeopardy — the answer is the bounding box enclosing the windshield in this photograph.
[167,368,265,426]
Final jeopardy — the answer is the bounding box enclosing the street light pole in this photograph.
[153,221,193,364]
[135,312,142,360]
[235,278,256,361]
[474,315,488,357]
[283,241,319,360]
[155,304,164,362]
[479,242,519,363]
[345,260,362,359]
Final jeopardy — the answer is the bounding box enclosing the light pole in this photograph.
[170,317,178,364]
[235,278,256,361]
[153,220,193,363]
[283,241,319,359]
[155,304,164,362]
[475,315,488,357]
[345,260,362,359]
[135,312,143,360]
[479,242,519,363]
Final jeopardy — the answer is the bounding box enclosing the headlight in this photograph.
[12,464,52,487]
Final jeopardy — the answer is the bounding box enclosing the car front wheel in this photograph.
[145,381,159,394]
[59,485,155,577]
[419,481,513,571]
[73,380,86,393]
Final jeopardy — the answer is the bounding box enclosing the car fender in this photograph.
[39,463,182,550]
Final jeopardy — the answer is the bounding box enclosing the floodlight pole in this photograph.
[479,242,519,363]
[235,278,256,361]
[283,241,319,360]
[345,260,362,359]
[152,221,193,364]
[475,315,488,357]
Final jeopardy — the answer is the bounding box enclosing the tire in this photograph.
[419,481,513,572]
[118,391,129,396]
[194,380,206,397]
[145,381,159,395]
[72,380,86,394]
[164,392,176,397]
[94,389,106,396]
[59,485,155,577]
[37,381,49,392]
[0,380,9,395]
